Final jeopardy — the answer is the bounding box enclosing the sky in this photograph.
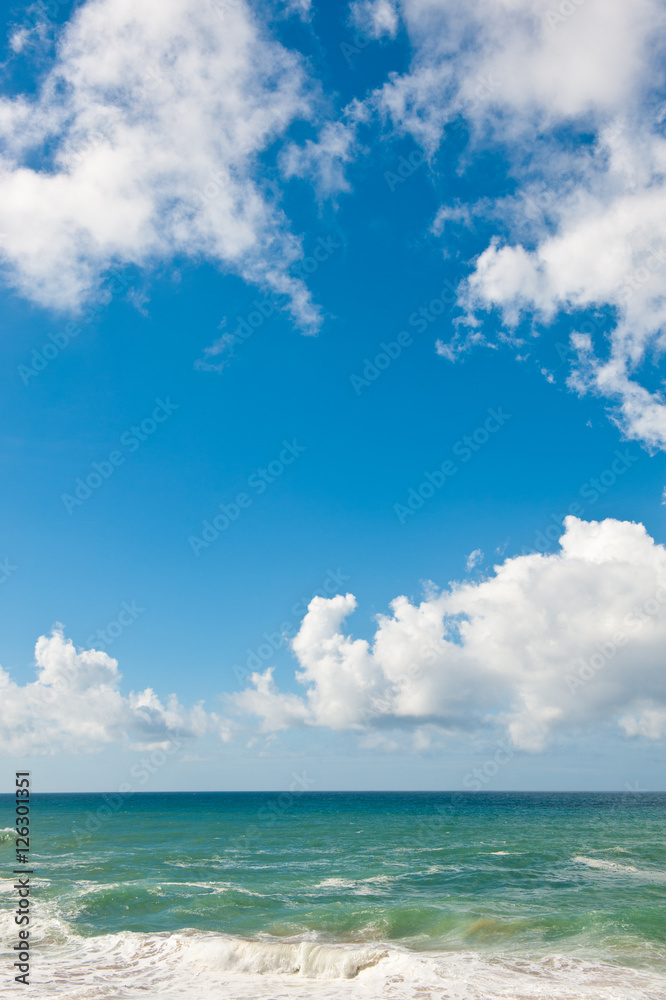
[1,0,666,792]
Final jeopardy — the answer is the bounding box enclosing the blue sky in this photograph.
[1,0,666,791]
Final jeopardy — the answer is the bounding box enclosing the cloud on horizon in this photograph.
[233,517,666,752]
[3,519,666,757]
[0,628,225,755]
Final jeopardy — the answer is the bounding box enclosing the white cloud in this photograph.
[0,629,216,754]
[463,123,666,448]
[282,0,313,17]
[8,27,31,53]
[233,517,666,751]
[620,705,666,740]
[350,0,400,40]
[372,0,665,148]
[0,0,321,329]
[355,0,666,449]
[465,548,483,570]
[232,665,312,732]
[281,120,357,199]
[7,519,666,756]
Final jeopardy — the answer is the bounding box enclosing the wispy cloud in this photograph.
[351,0,666,449]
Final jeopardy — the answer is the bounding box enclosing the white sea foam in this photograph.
[314,874,405,895]
[151,881,267,897]
[573,856,666,881]
[1,914,665,1000]
[573,855,640,872]
[315,877,357,889]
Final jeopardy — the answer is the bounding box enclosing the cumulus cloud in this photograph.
[0,629,218,754]
[232,517,666,750]
[7,520,666,756]
[0,0,321,328]
[355,0,666,449]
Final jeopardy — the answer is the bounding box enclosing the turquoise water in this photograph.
[1,791,665,998]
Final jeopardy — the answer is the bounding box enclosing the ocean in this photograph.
[1,791,665,998]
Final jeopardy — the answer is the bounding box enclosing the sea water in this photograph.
[1,791,665,998]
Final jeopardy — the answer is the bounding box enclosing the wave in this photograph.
[573,856,666,881]
[0,827,15,842]
[0,913,664,999]
[573,855,640,872]
[314,876,380,895]
[315,877,356,889]
[314,873,412,893]
[151,880,267,897]
[189,936,387,977]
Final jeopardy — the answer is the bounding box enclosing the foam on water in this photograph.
[148,881,267,896]
[2,917,665,1000]
[316,877,356,889]
[573,856,666,881]
[2,791,664,997]
[314,874,407,895]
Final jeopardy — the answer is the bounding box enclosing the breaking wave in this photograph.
[1,912,664,999]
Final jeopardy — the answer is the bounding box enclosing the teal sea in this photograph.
[1,791,665,998]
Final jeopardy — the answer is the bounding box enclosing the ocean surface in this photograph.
[1,791,665,999]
